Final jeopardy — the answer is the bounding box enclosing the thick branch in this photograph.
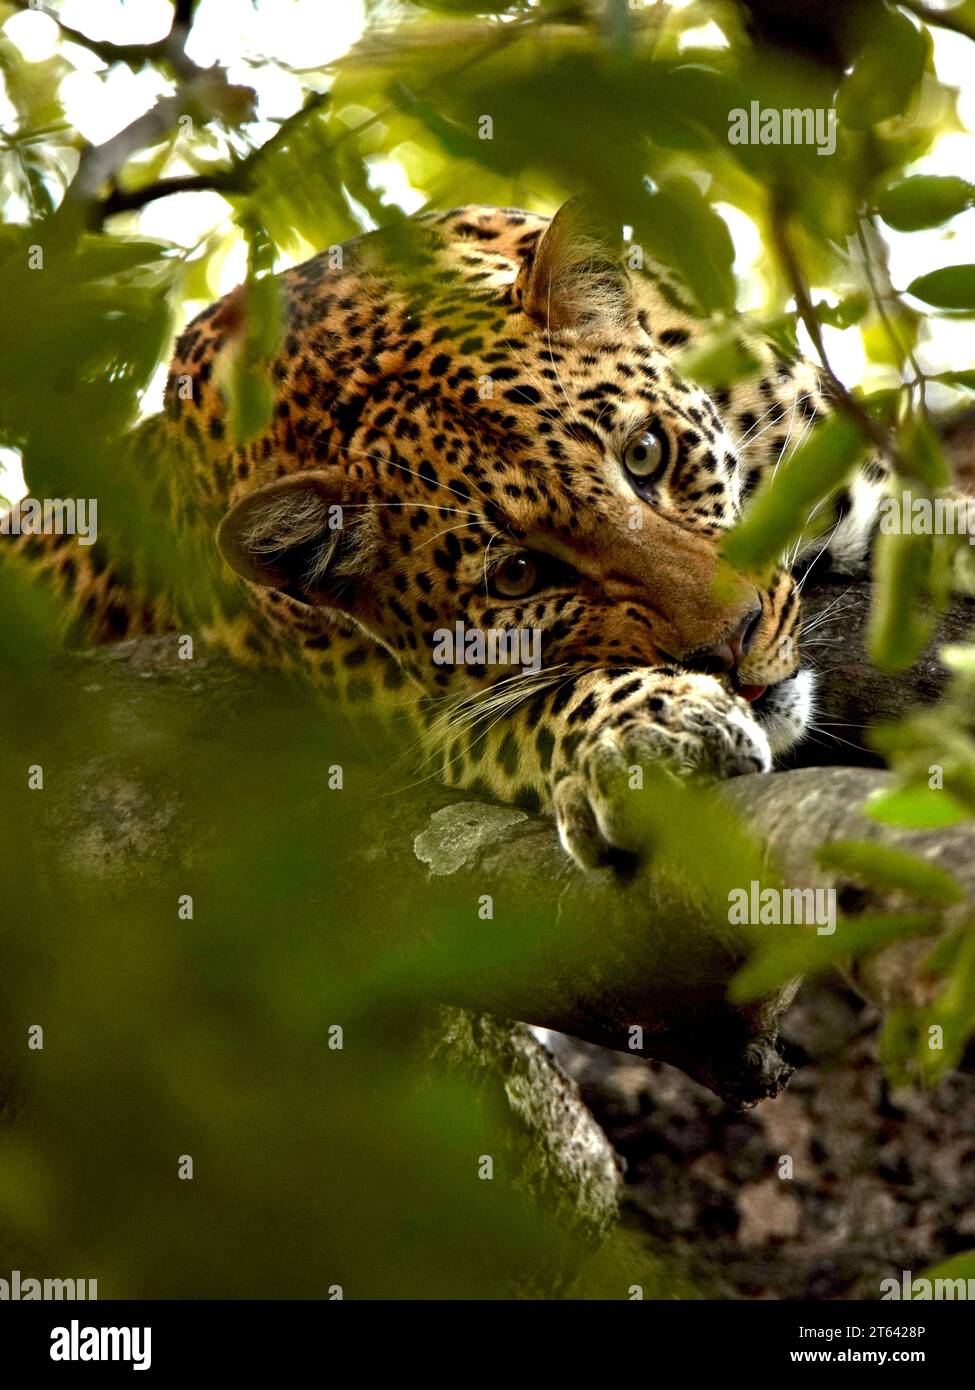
[17,576,972,1107]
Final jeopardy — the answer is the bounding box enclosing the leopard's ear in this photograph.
[216,472,376,610]
[515,197,630,333]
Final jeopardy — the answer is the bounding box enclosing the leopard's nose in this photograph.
[687,605,763,675]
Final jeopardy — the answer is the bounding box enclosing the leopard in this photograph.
[4,199,888,869]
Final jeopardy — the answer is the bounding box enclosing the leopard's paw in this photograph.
[552,688,771,869]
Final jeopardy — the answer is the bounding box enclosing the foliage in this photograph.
[1,0,975,1293]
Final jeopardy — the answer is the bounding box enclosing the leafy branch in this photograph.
[98,90,331,220]
[769,195,912,476]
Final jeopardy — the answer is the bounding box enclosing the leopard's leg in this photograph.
[0,415,190,643]
[431,666,772,870]
[549,669,772,868]
[1,506,178,643]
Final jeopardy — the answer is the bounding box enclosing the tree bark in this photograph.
[31,575,973,1110]
[6,573,968,1280]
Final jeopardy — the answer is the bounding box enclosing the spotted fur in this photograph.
[6,201,888,867]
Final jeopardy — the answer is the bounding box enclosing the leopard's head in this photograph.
[214,200,810,755]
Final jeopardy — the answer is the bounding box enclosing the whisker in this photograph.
[734,392,819,452]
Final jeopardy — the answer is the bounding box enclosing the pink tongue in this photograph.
[738,684,768,704]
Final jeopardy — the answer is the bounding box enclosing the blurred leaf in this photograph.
[250,105,359,255]
[868,525,939,670]
[865,784,969,829]
[923,928,975,1072]
[0,220,174,495]
[815,292,869,328]
[816,838,965,905]
[722,413,867,575]
[932,370,975,391]
[919,1250,975,1285]
[635,177,737,316]
[217,215,282,447]
[924,923,970,975]
[907,264,975,310]
[730,912,940,1001]
[678,327,761,389]
[836,6,928,130]
[877,174,975,231]
[899,411,951,490]
[877,1003,919,1083]
[860,386,903,430]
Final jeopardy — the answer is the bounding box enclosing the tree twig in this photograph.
[8,0,202,75]
[98,89,330,221]
[770,195,912,476]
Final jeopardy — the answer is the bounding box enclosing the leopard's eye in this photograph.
[623,430,666,480]
[491,554,539,598]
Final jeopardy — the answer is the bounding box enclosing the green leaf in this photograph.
[68,236,176,285]
[722,413,867,575]
[860,386,903,430]
[918,1251,975,1285]
[836,6,928,130]
[229,357,274,448]
[816,839,965,905]
[924,924,970,974]
[907,265,975,310]
[899,412,951,490]
[220,216,282,448]
[634,177,737,317]
[877,175,975,231]
[876,1005,918,1084]
[730,912,940,1001]
[678,330,760,390]
[865,784,969,830]
[920,930,975,1076]
[932,370,975,391]
[815,292,869,328]
[868,526,936,670]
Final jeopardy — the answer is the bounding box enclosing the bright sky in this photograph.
[1,0,973,503]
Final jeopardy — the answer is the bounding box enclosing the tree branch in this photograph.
[19,577,974,1108]
[770,196,913,475]
[97,90,330,221]
[9,0,202,74]
[99,171,237,218]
